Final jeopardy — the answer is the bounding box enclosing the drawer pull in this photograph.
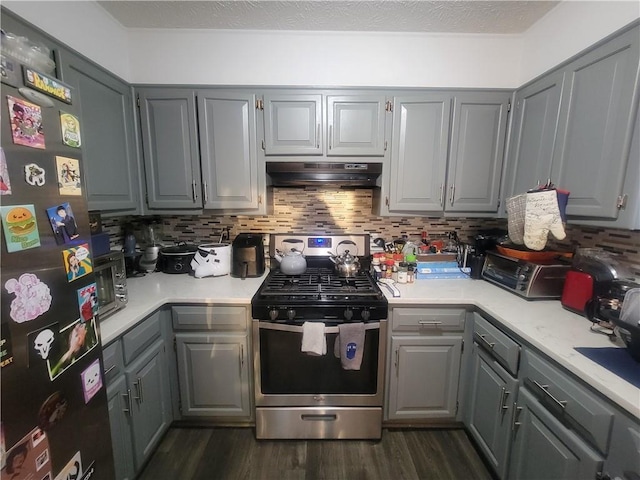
[532,380,567,410]
[418,320,442,326]
[122,389,132,416]
[134,378,144,404]
[475,332,495,350]
[499,387,510,413]
[301,414,337,422]
[104,364,117,376]
[512,403,523,432]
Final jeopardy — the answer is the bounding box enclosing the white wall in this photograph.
[3,0,131,80]
[519,1,640,84]
[3,1,639,88]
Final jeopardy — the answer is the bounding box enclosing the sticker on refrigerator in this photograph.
[6,95,45,149]
[47,203,81,246]
[24,162,46,186]
[80,359,103,404]
[38,391,68,431]
[23,67,72,104]
[62,244,92,282]
[4,273,52,323]
[0,148,11,195]
[27,323,60,367]
[77,283,97,322]
[47,318,98,380]
[0,426,51,480]
[1,204,41,252]
[60,113,81,148]
[53,451,82,480]
[1,323,13,368]
[55,156,81,195]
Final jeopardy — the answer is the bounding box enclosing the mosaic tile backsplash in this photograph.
[103,187,640,277]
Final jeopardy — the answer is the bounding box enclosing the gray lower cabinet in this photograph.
[386,308,465,421]
[106,375,135,480]
[197,90,263,211]
[59,52,142,214]
[172,305,252,421]
[137,88,203,210]
[262,93,323,156]
[509,388,603,480]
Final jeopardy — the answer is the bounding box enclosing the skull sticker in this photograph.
[34,329,54,359]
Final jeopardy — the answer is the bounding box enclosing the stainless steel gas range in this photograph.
[251,234,388,439]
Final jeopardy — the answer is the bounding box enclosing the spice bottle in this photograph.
[407,264,415,283]
[397,262,408,284]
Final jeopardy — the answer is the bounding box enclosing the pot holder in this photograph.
[506,194,526,245]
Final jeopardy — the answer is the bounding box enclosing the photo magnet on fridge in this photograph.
[0,426,51,480]
[0,148,11,195]
[1,204,41,252]
[77,283,98,322]
[4,273,52,324]
[55,156,81,195]
[61,244,92,282]
[47,318,98,380]
[6,95,45,150]
[47,202,81,246]
[60,113,81,148]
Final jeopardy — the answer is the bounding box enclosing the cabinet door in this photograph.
[106,376,135,480]
[467,345,517,479]
[59,51,141,213]
[388,336,462,420]
[506,71,564,200]
[198,90,260,210]
[509,389,603,480]
[126,339,171,471]
[137,88,202,209]
[551,26,640,218]
[447,91,511,212]
[263,94,323,155]
[327,95,387,156]
[175,333,251,418]
[388,94,451,212]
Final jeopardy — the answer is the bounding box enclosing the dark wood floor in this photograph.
[138,427,493,480]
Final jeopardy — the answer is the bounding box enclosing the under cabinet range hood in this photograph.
[266,162,382,188]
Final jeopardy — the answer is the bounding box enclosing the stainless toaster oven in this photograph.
[482,251,571,299]
[93,251,128,319]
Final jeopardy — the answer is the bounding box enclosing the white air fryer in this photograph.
[191,243,231,278]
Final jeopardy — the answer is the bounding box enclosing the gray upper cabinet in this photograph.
[505,71,564,202]
[327,95,387,156]
[551,26,639,219]
[388,94,451,212]
[446,91,511,213]
[137,88,202,210]
[198,90,261,210]
[262,94,323,155]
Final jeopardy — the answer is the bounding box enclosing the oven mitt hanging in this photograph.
[524,189,566,250]
[506,194,526,245]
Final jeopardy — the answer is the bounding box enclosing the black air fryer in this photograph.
[231,233,265,278]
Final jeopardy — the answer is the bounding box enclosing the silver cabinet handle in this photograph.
[474,332,495,350]
[418,320,442,326]
[104,364,117,376]
[511,402,523,432]
[450,184,455,206]
[329,125,333,149]
[532,380,567,410]
[499,387,510,413]
[203,181,208,203]
[439,184,444,207]
[134,378,144,404]
[316,124,320,149]
[191,181,197,202]
[240,344,244,370]
[122,388,132,416]
[394,348,399,377]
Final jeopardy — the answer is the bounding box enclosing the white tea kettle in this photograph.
[190,243,231,278]
[274,238,307,275]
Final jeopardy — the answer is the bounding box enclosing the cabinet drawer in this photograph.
[521,349,614,455]
[172,305,247,331]
[472,313,520,376]
[391,308,465,332]
[122,310,162,365]
[102,340,124,385]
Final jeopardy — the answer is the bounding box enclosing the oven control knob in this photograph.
[361,309,371,321]
[287,309,296,320]
[269,309,279,321]
[344,309,353,321]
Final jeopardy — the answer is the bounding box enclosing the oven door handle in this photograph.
[256,321,381,334]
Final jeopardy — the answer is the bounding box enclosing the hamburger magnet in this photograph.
[1,204,41,252]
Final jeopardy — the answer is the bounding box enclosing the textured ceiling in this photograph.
[96,1,561,34]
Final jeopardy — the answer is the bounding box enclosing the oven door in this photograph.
[253,320,387,407]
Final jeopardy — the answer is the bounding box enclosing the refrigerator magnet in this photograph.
[47,318,98,380]
[6,95,45,150]
[55,156,81,195]
[24,162,45,186]
[2,426,52,479]
[47,203,81,246]
[0,148,11,195]
[4,273,52,323]
[60,113,81,148]
[62,244,92,282]
[54,451,82,480]
[37,391,68,431]
[27,323,60,367]
[80,358,103,404]
[0,204,41,252]
[1,322,14,368]
[77,283,98,322]
[22,66,72,104]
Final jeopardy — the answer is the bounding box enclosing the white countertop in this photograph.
[99,271,640,420]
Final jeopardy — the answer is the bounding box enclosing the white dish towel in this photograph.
[301,321,326,356]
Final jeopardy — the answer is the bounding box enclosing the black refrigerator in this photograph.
[0,60,115,479]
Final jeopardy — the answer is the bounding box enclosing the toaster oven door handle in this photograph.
[257,321,381,334]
